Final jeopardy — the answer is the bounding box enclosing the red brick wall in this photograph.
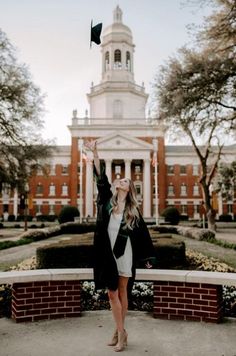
[12,280,81,323]
[154,281,223,323]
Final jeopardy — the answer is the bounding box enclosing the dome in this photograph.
[102,6,133,43]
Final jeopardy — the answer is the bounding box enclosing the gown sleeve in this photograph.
[93,161,112,206]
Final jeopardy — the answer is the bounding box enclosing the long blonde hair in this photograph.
[110,179,140,230]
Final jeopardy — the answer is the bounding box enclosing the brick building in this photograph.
[0,6,236,221]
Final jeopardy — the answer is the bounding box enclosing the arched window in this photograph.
[113,100,123,118]
[105,51,109,63]
[105,51,109,71]
[126,51,131,70]
[114,49,122,68]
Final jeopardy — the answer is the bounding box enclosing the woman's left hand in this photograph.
[145,261,152,269]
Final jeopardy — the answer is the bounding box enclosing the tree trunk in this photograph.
[207,209,216,231]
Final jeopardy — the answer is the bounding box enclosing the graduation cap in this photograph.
[90,20,102,48]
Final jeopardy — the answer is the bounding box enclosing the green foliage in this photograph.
[36,236,94,269]
[161,207,180,225]
[219,214,233,222]
[0,284,12,318]
[58,205,80,224]
[0,28,54,191]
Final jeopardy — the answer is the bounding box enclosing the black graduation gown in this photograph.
[93,165,156,291]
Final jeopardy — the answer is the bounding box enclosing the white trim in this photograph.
[0,269,236,287]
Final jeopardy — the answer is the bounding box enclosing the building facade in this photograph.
[0,6,236,221]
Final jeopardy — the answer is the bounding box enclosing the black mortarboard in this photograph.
[90,20,102,48]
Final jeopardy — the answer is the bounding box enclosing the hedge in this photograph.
[36,232,186,269]
[152,225,216,242]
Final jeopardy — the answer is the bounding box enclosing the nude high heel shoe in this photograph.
[107,330,118,346]
[114,330,128,352]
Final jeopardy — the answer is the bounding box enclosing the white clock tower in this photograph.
[68,6,166,220]
[87,5,148,119]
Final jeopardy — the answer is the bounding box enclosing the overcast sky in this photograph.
[0,0,212,145]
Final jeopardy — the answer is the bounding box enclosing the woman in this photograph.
[85,140,156,352]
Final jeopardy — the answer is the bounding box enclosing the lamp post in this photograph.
[153,138,159,226]
[78,138,83,224]
[24,182,29,231]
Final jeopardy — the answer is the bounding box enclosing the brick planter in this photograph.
[154,281,223,323]
[12,280,81,322]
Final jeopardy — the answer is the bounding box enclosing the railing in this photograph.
[71,118,158,126]
[1,269,235,323]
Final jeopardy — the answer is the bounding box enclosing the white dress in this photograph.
[108,212,133,278]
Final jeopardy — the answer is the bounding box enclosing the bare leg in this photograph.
[108,288,124,332]
[118,276,129,326]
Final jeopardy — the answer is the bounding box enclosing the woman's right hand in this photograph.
[84,139,97,154]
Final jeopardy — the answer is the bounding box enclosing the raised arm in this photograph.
[84,139,112,204]
[84,140,100,175]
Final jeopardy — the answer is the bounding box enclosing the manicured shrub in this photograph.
[150,236,186,268]
[0,285,12,318]
[8,215,15,222]
[36,234,94,269]
[219,214,233,222]
[58,205,80,224]
[180,214,189,221]
[60,222,96,234]
[161,207,180,225]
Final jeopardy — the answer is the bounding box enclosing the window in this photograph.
[193,165,199,176]
[126,51,131,70]
[105,51,109,71]
[167,184,174,196]
[49,183,55,196]
[49,165,56,175]
[180,165,186,175]
[180,183,187,196]
[135,183,142,195]
[36,183,43,195]
[62,165,68,175]
[134,182,142,196]
[36,204,41,215]
[181,205,187,214]
[167,165,174,174]
[115,165,121,174]
[193,183,199,196]
[114,49,121,63]
[105,51,109,63]
[227,204,233,214]
[135,165,141,174]
[194,204,200,214]
[62,183,68,196]
[49,204,54,215]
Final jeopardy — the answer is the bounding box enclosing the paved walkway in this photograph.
[1,311,236,356]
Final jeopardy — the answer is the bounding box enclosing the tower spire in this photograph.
[113,5,123,23]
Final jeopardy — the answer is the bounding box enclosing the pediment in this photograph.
[96,132,153,151]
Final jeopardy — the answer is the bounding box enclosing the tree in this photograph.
[213,161,236,201]
[153,0,236,230]
[0,28,53,191]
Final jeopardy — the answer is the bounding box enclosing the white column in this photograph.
[85,159,94,217]
[13,188,18,218]
[143,159,151,218]
[105,159,112,182]
[125,159,131,179]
